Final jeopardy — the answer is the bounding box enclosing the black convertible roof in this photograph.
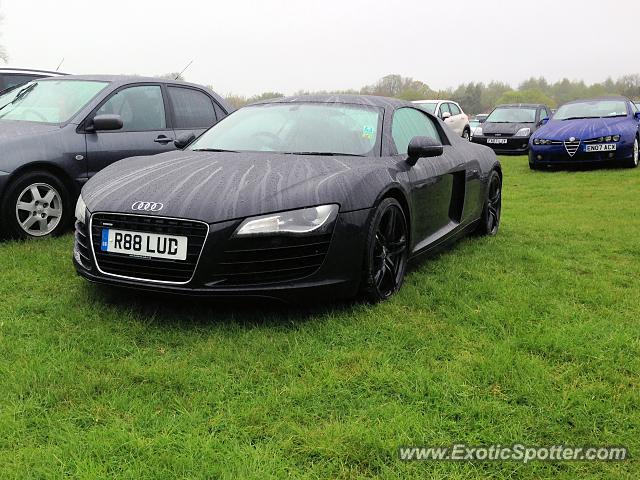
[563,96,630,104]
[253,94,411,110]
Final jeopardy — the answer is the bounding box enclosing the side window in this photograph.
[449,103,461,116]
[168,86,217,129]
[539,108,548,120]
[438,103,450,119]
[96,85,166,131]
[392,108,442,155]
[629,102,638,114]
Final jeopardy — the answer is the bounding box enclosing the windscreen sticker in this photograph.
[362,126,375,140]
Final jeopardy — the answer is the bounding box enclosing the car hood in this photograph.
[83,150,389,224]
[533,116,632,141]
[0,120,61,141]
[481,121,535,136]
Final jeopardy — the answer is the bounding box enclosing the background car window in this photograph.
[438,103,450,119]
[168,86,217,129]
[0,79,108,124]
[392,108,442,155]
[96,85,166,131]
[629,102,638,114]
[449,103,461,116]
[416,103,436,114]
[1,74,38,92]
[539,108,549,120]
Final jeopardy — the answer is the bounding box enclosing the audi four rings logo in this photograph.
[131,201,164,212]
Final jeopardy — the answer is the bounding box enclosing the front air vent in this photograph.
[90,213,208,284]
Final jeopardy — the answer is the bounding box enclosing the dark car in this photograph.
[472,103,551,154]
[0,75,230,238]
[74,95,502,303]
[529,96,640,169]
[0,68,68,93]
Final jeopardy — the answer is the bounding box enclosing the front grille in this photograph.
[209,233,332,286]
[74,219,92,270]
[564,139,581,157]
[91,213,208,283]
[485,133,513,138]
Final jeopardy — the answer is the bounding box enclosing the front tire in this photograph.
[360,198,409,303]
[475,170,502,236]
[0,171,72,239]
[627,137,639,168]
[462,128,470,141]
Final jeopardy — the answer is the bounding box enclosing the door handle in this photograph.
[154,135,173,144]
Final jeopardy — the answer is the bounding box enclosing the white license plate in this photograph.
[487,138,508,144]
[585,144,616,152]
[100,229,188,260]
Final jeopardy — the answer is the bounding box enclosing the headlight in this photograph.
[515,128,531,137]
[474,127,483,136]
[75,195,87,223]
[613,135,621,142]
[235,204,339,236]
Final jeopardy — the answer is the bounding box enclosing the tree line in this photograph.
[223,73,640,114]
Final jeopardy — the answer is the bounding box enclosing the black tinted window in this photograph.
[168,87,216,129]
[1,74,40,92]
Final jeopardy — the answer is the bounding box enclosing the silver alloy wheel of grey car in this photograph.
[15,183,63,237]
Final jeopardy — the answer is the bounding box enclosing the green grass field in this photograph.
[1,156,638,479]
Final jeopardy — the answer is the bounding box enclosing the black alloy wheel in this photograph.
[362,197,409,302]
[476,170,502,236]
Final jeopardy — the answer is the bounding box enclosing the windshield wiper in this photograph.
[285,152,365,157]
[191,148,239,153]
[561,116,599,121]
[0,83,38,116]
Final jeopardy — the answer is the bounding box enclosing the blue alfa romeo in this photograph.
[529,97,640,169]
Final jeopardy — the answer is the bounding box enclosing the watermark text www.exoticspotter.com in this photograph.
[398,444,629,463]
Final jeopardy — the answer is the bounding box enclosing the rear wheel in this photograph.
[360,198,409,302]
[1,171,72,239]
[475,170,502,236]
[627,137,639,168]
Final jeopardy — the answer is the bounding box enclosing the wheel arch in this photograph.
[376,186,412,244]
[3,162,80,203]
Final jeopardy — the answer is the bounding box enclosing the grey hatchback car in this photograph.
[0,75,230,238]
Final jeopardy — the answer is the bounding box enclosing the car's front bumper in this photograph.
[529,141,634,166]
[73,209,373,301]
[472,136,530,154]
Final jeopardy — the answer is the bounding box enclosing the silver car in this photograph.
[413,100,471,140]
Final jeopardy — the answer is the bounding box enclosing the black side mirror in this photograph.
[406,136,444,166]
[478,118,486,124]
[174,132,196,149]
[89,114,123,132]
[635,111,640,121]
[537,118,549,127]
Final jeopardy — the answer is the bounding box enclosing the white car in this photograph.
[413,100,471,140]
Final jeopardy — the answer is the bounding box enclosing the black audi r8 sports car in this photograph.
[74,95,502,302]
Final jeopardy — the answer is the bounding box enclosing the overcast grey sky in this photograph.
[2,0,638,96]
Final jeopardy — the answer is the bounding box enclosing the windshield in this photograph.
[554,100,628,120]
[189,103,382,156]
[0,79,108,124]
[486,107,537,123]
[415,103,437,114]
